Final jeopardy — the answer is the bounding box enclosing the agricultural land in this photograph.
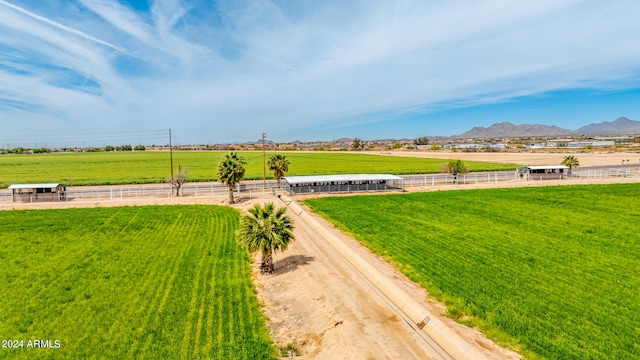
[0,205,276,359]
[0,151,516,187]
[2,151,640,359]
[304,184,640,359]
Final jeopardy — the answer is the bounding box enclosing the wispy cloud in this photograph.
[0,0,125,52]
[1,0,639,145]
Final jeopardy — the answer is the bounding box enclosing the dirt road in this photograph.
[381,150,640,167]
[245,194,521,360]
[253,203,432,358]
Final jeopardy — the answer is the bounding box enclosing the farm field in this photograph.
[0,151,517,187]
[0,205,276,359]
[305,184,640,359]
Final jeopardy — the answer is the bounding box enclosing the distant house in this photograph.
[517,166,568,180]
[8,183,66,202]
[526,141,614,149]
[443,143,507,150]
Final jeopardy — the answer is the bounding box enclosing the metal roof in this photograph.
[284,174,402,185]
[8,183,60,189]
[526,165,568,170]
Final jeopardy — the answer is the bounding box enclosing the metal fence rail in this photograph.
[0,192,10,204]
[1,167,638,204]
[65,183,278,202]
[403,167,640,188]
[402,171,518,187]
[572,167,640,179]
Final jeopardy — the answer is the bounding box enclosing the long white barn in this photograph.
[283,174,404,195]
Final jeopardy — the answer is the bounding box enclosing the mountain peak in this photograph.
[457,117,640,137]
[458,122,571,138]
[575,117,640,135]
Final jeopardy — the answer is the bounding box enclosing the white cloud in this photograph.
[1,0,640,144]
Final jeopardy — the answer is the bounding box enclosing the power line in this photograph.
[0,129,170,149]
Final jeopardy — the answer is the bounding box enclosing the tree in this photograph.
[217,152,246,204]
[115,144,132,151]
[351,138,363,151]
[168,165,188,196]
[561,155,580,176]
[443,159,469,184]
[413,136,430,146]
[267,154,290,187]
[237,203,295,274]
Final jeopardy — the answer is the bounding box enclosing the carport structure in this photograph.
[282,174,404,195]
[8,183,66,202]
[517,165,569,180]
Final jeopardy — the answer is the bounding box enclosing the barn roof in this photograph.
[8,183,61,189]
[284,174,402,185]
[527,165,569,170]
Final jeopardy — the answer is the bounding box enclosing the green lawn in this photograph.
[305,184,640,359]
[0,151,517,187]
[0,205,276,359]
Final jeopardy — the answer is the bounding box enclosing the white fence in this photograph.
[572,167,640,179]
[402,171,517,187]
[0,182,278,204]
[65,183,278,202]
[403,167,640,188]
[1,167,638,204]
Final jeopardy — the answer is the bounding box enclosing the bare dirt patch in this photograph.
[381,150,640,167]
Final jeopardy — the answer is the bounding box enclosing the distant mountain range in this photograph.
[458,117,640,138]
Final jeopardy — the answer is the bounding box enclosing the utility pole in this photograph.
[262,132,266,190]
[169,129,174,184]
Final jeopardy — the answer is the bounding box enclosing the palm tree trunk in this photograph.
[260,251,274,274]
[228,184,235,204]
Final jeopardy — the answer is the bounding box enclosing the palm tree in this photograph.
[267,154,290,187]
[561,155,580,176]
[443,159,469,184]
[217,152,246,204]
[237,203,295,274]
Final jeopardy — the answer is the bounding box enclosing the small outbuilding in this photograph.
[517,166,569,180]
[283,174,404,195]
[8,183,66,202]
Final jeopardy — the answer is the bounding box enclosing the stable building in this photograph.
[8,183,66,202]
[283,174,404,195]
[517,166,569,180]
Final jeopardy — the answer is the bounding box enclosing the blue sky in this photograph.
[1,0,640,147]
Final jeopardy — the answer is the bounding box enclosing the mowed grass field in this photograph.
[0,151,517,187]
[0,205,276,359]
[305,184,640,359]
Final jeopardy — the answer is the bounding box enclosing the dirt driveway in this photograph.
[381,150,640,167]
